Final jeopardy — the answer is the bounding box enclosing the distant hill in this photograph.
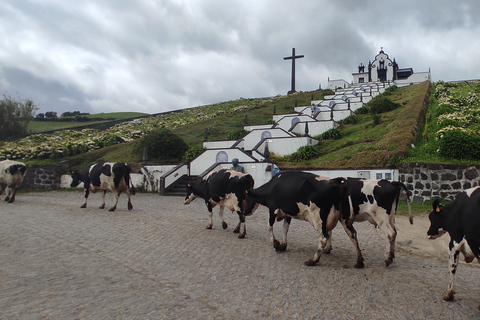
[27,112,150,134]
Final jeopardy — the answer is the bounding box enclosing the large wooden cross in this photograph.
[283,47,304,94]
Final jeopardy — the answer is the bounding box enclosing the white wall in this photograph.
[256,137,318,157]
[307,168,398,180]
[243,128,293,150]
[291,121,338,136]
[395,73,431,87]
[190,149,261,176]
[203,140,237,149]
[328,79,350,90]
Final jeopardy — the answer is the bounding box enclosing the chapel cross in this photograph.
[283,47,304,94]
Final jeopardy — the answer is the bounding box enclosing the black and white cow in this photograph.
[0,160,27,203]
[70,162,135,211]
[243,171,365,268]
[345,178,413,267]
[184,169,255,238]
[427,187,480,305]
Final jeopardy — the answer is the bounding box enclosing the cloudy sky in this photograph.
[1,0,480,115]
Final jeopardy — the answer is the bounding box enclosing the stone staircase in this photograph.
[163,174,200,196]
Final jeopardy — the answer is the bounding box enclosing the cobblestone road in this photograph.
[0,191,479,319]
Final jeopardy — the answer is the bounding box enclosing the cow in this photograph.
[70,162,135,211]
[0,160,27,203]
[184,169,255,238]
[243,171,365,268]
[427,187,480,306]
[345,178,413,267]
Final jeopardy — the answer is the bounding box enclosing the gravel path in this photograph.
[0,191,479,319]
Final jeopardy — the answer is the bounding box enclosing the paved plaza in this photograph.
[0,191,479,319]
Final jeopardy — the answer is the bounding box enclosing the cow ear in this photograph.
[436,204,443,213]
[187,183,191,188]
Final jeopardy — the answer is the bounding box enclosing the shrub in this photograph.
[183,146,206,163]
[438,118,460,129]
[438,129,480,160]
[354,106,369,115]
[435,103,455,117]
[288,145,319,162]
[383,85,398,95]
[372,114,381,126]
[133,128,188,162]
[338,115,358,125]
[227,129,248,140]
[367,96,401,114]
[318,128,342,140]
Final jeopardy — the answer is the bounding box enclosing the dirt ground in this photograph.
[395,214,452,260]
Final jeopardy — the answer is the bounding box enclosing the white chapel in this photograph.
[328,48,431,90]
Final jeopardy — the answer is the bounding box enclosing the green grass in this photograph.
[397,199,434,217]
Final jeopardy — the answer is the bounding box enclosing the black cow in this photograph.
[0,160,27,203]
[345,178,412,266]
[427,187,480,305]
[243,171,365,268]
[184,169,255,238]
[70,162,135,211]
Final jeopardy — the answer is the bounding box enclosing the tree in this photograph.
[133,128,188,162]
[0,94,38,140]
[45,111,58,118]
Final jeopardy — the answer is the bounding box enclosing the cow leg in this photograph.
[218,205,228,230]
[4,186,11,202]
[99,190,107,209]
[8,186,18,203]
[268,210,281,251]
[305,225,328,266]
[126,188,133,211]
[384,221,397,267]
[81,189,90,208]
[443,242,463,301]
[206,201,213,229]
[108,191,121,211]
[340,220,365,268]
[274,217,290,252]
[236,212,246,239]
[324,231,333,254]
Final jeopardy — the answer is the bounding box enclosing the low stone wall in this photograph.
[398,163,480,203]
[22,165,65,189]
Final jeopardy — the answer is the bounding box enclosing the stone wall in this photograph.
[398,163,480,203]
[22,165,64,189]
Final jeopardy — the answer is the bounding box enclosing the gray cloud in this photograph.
[1,0,479,115]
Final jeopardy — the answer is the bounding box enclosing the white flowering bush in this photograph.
[433,81,480,159]
[0,97,282,160]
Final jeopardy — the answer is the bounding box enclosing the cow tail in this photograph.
[129,178,136,195]
[394,181,413,225]
[125,165,136,195]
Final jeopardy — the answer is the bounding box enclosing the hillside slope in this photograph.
[1,84,431,171]
[278,81,431,169]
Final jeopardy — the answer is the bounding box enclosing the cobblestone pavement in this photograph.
[0,191,479,319]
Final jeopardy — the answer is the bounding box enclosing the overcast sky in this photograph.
[1,0,480,115]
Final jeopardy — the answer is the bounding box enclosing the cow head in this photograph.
[243,188,260,216]
[427,199,447,239]
[184,183,198,204]
[70,170,83,188]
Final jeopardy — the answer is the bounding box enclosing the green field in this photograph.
[28,112,149,133]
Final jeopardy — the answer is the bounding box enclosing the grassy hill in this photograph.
[2,81,460,173]
[58,83,432,171]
